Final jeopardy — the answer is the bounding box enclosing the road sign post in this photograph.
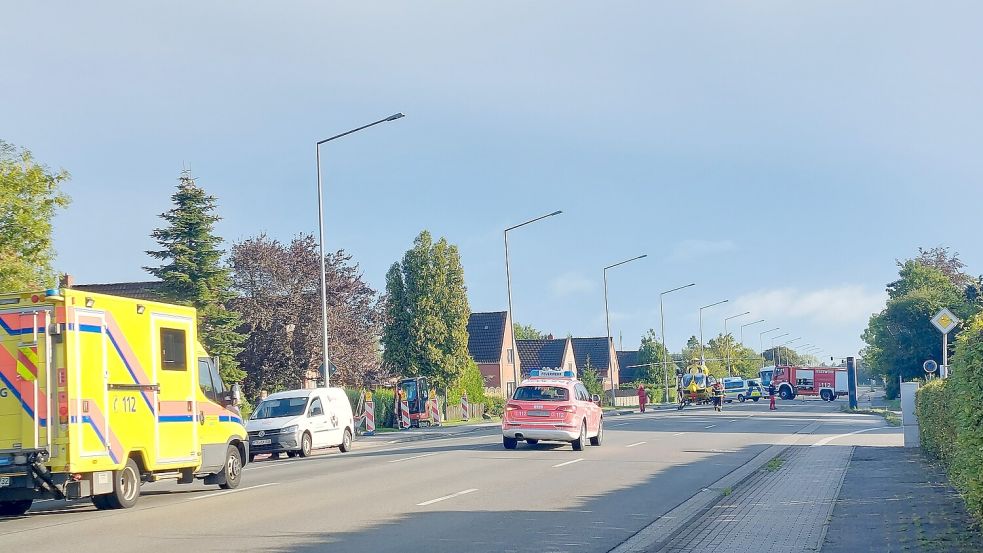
[931,309,960,378]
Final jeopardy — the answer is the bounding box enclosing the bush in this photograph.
[918,313,983,522]
[485,395,505,417]
[371,388,396,428]
[916,379,955,463]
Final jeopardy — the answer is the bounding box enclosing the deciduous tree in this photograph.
[0,140,70,291]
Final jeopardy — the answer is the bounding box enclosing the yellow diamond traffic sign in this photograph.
[931,308,960,334]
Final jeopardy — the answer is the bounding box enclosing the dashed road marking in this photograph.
[388,452,441,463]
[626,441,646,448]
[705,425,716,429]
[552,458,584,468]
[417,488,478,506]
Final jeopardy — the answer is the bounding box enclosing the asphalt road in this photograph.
[0,399,897,553]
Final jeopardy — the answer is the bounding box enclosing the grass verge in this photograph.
[765,456,784,472]
[842,405,901,426]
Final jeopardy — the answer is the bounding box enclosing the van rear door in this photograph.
[0,308,52,453]
[153,315,199,465]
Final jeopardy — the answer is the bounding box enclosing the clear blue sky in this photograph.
[4,2,981,359]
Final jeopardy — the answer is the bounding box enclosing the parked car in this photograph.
[246,387,354,461]
[502,369,603,451]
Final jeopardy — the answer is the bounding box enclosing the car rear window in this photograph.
[514,386,569,402]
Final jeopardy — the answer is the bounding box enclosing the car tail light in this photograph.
[505,403,521,412]
[556,405,576,413]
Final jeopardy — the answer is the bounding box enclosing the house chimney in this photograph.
[59,274,75,288]
[547,333,554,340]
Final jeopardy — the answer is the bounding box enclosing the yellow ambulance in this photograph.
[0,288,248,516]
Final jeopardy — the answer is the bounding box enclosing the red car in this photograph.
[502,370,604,450]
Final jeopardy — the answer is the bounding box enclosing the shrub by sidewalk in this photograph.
[916,312,983,522]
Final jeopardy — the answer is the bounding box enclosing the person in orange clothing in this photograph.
[768,382,777,410]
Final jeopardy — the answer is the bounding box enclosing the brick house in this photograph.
[467,311,520,398]
[571,337,621,391]
[516,336,576,377]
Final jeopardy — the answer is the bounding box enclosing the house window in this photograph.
[507,348,514,364]
[161,328,187,371]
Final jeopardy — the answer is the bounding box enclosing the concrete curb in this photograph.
[609,416,828,553]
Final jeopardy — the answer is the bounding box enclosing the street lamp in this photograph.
[698,299,728,365]
[504,210,563,394]
[723,311,750,376]
[316,112,404,386]
[604,254,647,391]
[740,319,765,346]
[780,337,802,365]
[660,283,695,403]
[769,333,789,366]
[759,327,780,366]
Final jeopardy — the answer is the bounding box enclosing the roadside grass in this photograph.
[722,486,733,497]
[842,405,901,426]
[765,456,784,472]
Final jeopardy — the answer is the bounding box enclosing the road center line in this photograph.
[626,441,646,448]
[388,452,441,463]
[187,482,278,501]
[810,426,890,447]
[416,488,478,506]
[705,425,716,429]
[552,458,584,468]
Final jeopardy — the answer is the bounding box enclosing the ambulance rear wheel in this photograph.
[0,499,32,517]
[106,458,141,509]
[218,445,243,490]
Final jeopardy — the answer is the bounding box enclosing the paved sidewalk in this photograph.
[821,446,983,552]
[655,445,852,552]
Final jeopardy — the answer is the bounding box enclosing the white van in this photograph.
[721,377,749,403]
[246,387,355,461]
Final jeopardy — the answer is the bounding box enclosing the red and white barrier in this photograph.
[427,396,440,426]
[363,400,375,435]
[461,393,469,421]
[400,399,411,429]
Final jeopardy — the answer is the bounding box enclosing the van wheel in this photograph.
[299,432,313,457]
[0,499,32,517]
[218,445,243,490]
[105,458,141,509]
[339,429,353,453]
[572,422,586,451]
[503,436,518,449]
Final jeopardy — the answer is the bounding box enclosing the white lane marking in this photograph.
[388,452,441,463]
[672,432,686,437]
[729,419,737,422]
[187,482,278,501]
[705,425,716,429]
[417,488,478,506]
[626,441,646,448]
[610,422,631,427]
[810,426,890,447]
[552,458,584,468]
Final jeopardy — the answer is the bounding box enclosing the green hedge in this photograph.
[916,379,955,463]
[917,313,983,522]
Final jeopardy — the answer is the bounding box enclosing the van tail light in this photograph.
[556,405,576,413]
[505,403,521,412]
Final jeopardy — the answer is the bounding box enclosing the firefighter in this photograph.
[637,385,648,413]
[768,382,777,410]
[712,381,724,412]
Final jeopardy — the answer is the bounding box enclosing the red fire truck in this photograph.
[759,365,848,401]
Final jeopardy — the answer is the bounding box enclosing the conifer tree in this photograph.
[145,171,244,383]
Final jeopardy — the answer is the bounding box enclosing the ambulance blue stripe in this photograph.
[0,369,34,419]
[0,317,45,336]
[158,415,194,423]
[219,415,243,425]
[69,415,119,463]
[73,322,156,414]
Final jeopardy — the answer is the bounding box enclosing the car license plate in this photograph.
[528,410,550,417]
[251,439,272,446]
[0,476,10,488]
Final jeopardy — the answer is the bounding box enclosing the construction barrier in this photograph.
[427,396,440,426]
[363,400,375,435]
[461,392,470,421]
[400,399,411,429]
